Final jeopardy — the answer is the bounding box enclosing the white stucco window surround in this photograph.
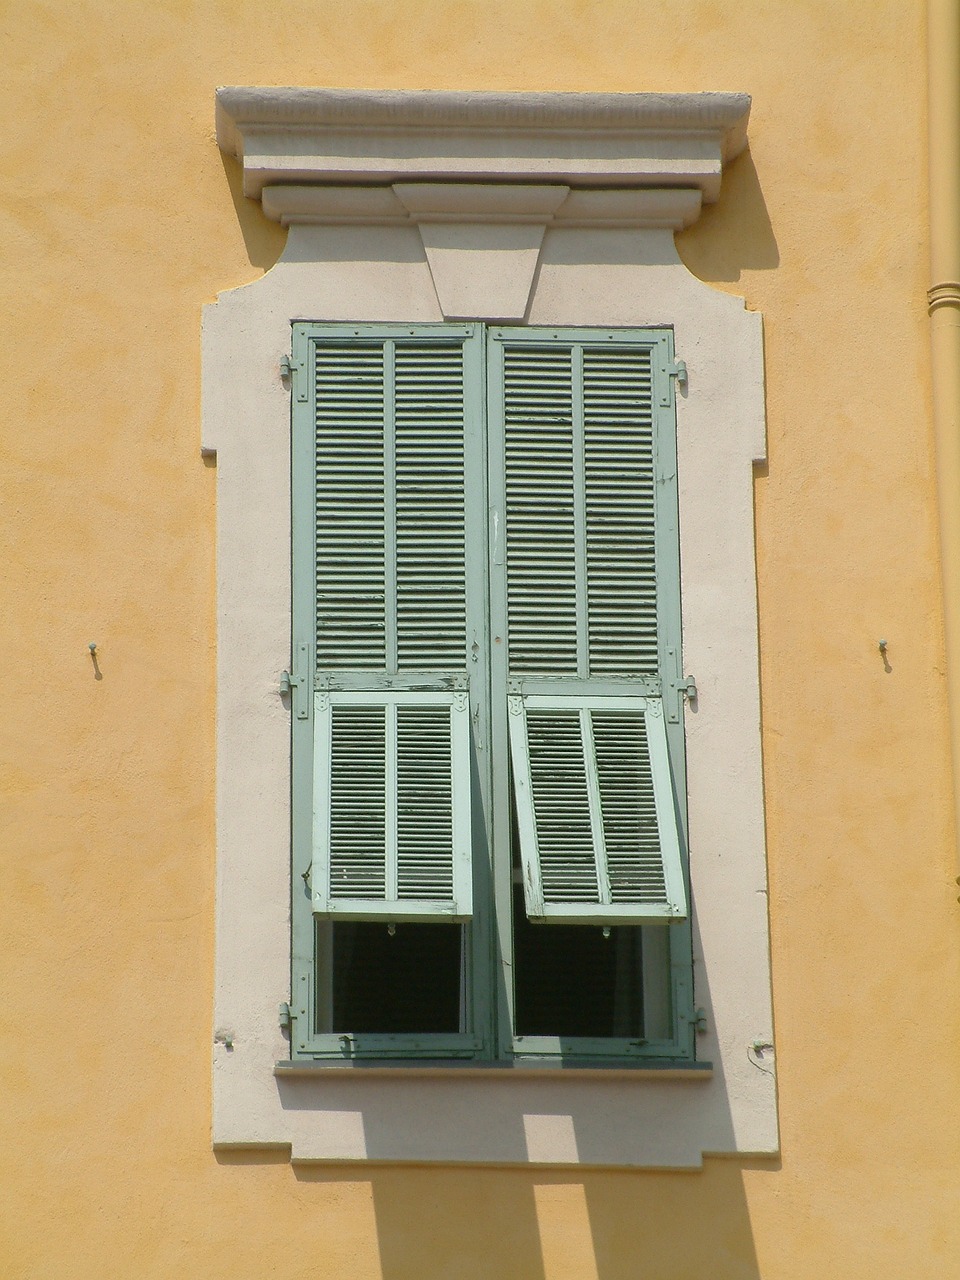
[205,87,776,1168]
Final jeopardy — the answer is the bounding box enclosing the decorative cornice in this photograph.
[261,183,702,231]
[217,87,750,207]
[392,183,571,224]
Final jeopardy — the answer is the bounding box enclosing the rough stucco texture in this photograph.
[1,1,958,1277]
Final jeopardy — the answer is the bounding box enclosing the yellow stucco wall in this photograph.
[2,1,958,1276]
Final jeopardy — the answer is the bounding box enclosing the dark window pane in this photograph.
[322,920,462,1034]
[512,883,644,1037]
[511,787,645,1039]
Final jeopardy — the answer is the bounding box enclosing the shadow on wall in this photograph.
[221,152,287,271]
[677,148,779,282]
[218,146,778,285]
[288,1159,770,1280]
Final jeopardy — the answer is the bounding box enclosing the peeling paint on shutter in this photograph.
[509,693,686,924]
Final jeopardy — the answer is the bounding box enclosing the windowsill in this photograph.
[275,1058,712,1079]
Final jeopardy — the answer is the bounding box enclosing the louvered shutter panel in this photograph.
[496,333,687,924]
[303,329,478,922]
[508,694,685,922]
[315,690,472,920]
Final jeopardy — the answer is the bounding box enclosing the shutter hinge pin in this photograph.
[667,675,697,723]
[281,643,312,719]
[280,353,308,401]
[693,1007,707,1033]
[279,1001,293,1031]
[669,359,688,390]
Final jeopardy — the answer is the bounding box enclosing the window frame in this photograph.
[289,321,695,1065]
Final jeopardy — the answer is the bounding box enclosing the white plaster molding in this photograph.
[262,183,701,231]
[393,185,570,320]
[555,188,702,229]
[258,184,704,318]
[206,86,775,1168]
[393,182,570,223]
[415,222,547,321]
[262,184,409,225]
[216,87,750,205]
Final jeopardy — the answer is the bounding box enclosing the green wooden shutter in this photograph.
[314,689,472,920]
[494,330,687,925]
[508,694,685,922]
[298,326,480,922]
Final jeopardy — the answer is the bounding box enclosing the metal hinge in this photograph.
[279,1001,294,1031]
[681,1006,707,1034]
[280,641,311,719]
[669,358,688,391]
[280,353,308,402]
[666,673,697,723]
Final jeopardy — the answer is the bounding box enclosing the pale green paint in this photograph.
[509,693,687,924]
[289,323,694,1062]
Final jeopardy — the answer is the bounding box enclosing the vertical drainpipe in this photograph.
[928,0,960,871]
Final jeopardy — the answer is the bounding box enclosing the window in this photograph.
[209,86,776,1166]
[288,324,695,1063]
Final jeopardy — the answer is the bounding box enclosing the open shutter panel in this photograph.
[306,330,478,921]
[509,694,685,923]
[314,690,473,921]
[498,334,686,924]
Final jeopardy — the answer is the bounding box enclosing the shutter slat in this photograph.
[395,343,468,670]
[504,345,579,673]
[327,706,387,898]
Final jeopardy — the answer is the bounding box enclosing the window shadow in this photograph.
[296,1165,548,1280]
[287,1158,769,1279]
[579,1157,770,1279]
